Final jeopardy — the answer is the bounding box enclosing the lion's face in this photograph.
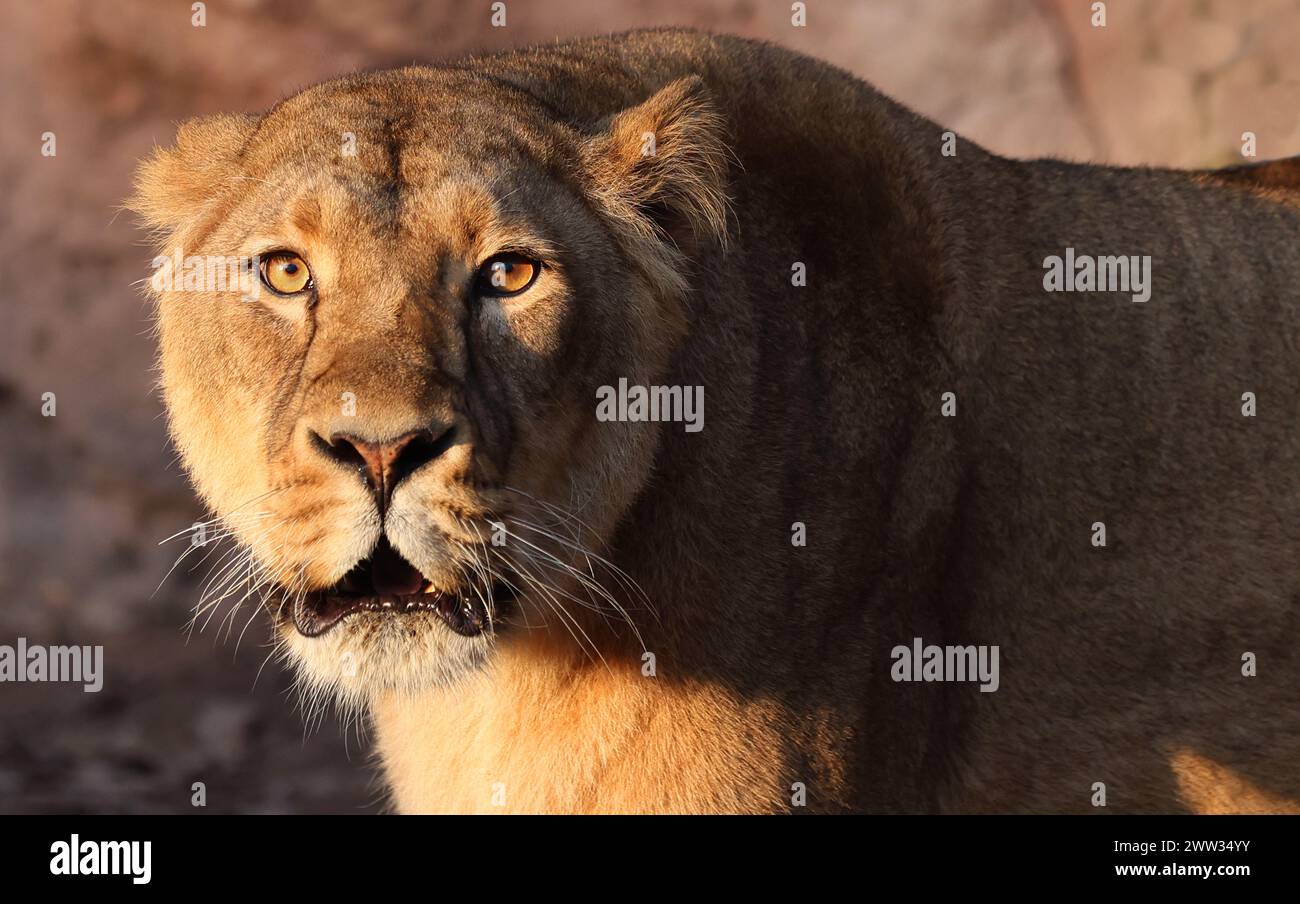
[132,70,727,702]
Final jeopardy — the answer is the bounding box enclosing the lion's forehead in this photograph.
[231,174,511,252]
[243,68,563,178]
[218,75,575,261]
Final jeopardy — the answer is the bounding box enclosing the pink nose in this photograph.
[315,427,454,512]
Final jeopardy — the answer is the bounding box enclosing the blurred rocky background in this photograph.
[1,0,1298,813]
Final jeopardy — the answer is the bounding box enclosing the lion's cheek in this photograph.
[157,303,277,517]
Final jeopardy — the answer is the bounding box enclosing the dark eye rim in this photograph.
[476,252,543,298]
[257,250,315,297]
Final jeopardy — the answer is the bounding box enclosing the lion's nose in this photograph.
[313,427,455,513]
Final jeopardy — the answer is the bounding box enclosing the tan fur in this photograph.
[1170,750,1300,815]
[132,30,1300,813]
[372,642,795,814]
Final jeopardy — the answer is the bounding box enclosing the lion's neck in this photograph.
[370,635,795,814]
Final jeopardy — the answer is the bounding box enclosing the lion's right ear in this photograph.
[128,114,256,236]
[582,77,731,249]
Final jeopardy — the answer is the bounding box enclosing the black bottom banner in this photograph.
[0,814,1292,892]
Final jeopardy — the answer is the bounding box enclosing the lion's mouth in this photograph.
[288,537,514,639]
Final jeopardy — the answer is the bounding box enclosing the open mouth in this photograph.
[289,537,515,639]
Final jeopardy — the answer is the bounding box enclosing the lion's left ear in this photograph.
[582,77,730,249]
[128,113,257,238]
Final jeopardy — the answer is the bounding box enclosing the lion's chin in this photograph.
[279,609,498,706]
[272,538,516,704]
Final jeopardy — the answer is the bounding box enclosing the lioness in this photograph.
[131,28,1300,814]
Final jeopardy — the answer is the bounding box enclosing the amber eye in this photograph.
[259,252,313,296]
[476,253,540,297]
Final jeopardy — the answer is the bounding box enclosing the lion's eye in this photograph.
[259,252,313,296]
[476,253,540,297]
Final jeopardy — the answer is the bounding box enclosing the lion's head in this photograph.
[131,67,728,706]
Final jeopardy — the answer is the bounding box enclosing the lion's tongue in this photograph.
[370,538,426,596]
